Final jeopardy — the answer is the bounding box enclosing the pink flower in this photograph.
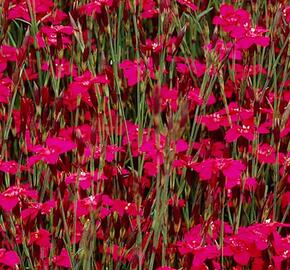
[193,158,245,188]
[53,248,72,268]
[0,160,23,174]
[271,231,290,270]
[213,4,250,34]
[177,0,197,12]
[244,177,258,191]
[141,0,159,19]
[27,137,77,166]
[225,124,255,142]
[119,59,146,87]
[199,112,230,131]
[41,58,77,78]
[8,0,54,22]
[0,77,11,104]
[234,26,270,49]
[176,224,220,268]
[21,200,56,223]
[0,186,38,212]
[29,229,51,248]
[176,59,206,77]
[65,171,104,190]
[214,4,269,49]
[78,0,113,15]
[224,237,252,266]
[205,40,243,61]
[283,6,290,23]
[0,249,20,268]
[256,144,276,164]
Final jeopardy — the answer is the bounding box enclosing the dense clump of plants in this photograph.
[0,0,289,269]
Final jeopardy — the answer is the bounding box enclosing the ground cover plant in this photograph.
[0,0,289,269]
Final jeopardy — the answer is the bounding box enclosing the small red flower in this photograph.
[0,249,20,268]
[53,248,72,269]
[177,0,197,12]
[27,137,77,166]
[29,229,51,248]
[225,124,255,143]
[0,186,38,212]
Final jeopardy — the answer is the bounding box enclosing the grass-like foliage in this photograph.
[0,0,289,269]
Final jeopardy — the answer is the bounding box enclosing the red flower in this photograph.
[193,158,245,188]
[8,0,54,22]
[214,4,269,49]
[256,144,276,164]
[225,124,255,143]
[27,137,77,166]
[78,0,113,15]
[65,171,103,190]
[21,200,56,223]
[53,248,72,269]
[141,0,159,19]
[0,160,23,174]
[119,59,146,87]
[213,4,250,34]
[177,0,197,12]
[0,77,11,104]
[199,112,230,131]
[234,26,270,50]
[0,249,20,268]
[29,229,51,248]
[0,186,38,212]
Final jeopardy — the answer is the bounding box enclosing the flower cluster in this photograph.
[0,0,289,269]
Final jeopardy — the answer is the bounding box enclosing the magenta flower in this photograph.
[0,186,38,212]
[256,143,276,164]
[78,0,113,15]
[21,200,56,223]
[199,112,230,131]
[8,0,54,22]
[177,0,197,12]
[53,248,72,269]
[0,77,11,104]
[176,224,220,268]
[193,158,245,188]
[0,160,23,174]
[29,229,51,248]
[27,137,77,166]
[141,0,159,19]
[0,249,20,268]
[119,59,146,87]
[213,4,251,34]
[234,26,270,49]
[225,124,255,142]
[214,4,269,49]
[65,171,102,190]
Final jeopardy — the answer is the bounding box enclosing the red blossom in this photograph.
[177,0,197,12]
[27,137,77,166]
[0,249,20,268]
[214,4,269,49]
[225,124,255,142]
[192,158,245,188]
[53,248,72,269]
[29,229,51,248]
[0,186,38,212]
